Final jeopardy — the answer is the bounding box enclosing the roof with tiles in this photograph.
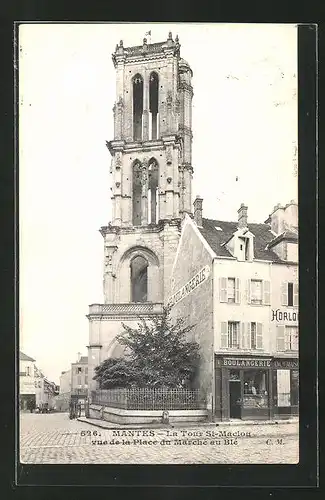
[19,351,35,362]
[199,218,287,262]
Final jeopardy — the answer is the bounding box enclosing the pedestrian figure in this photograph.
[69,400,76,420]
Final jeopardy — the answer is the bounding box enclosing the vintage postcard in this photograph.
[19,22,300,466]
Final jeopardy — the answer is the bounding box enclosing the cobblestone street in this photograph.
[20,412,299,464]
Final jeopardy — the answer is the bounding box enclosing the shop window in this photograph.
[243,370,267,396]
[229,370,240,381]
[243,370,268,409]
[281,281,299,306]
[228,322,240,348]
[220,277,240,303]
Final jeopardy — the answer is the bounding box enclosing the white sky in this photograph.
[19,23,298,384]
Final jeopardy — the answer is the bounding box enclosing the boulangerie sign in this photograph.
[17,22,309,480]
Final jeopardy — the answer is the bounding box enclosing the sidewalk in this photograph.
[77,416,298,430]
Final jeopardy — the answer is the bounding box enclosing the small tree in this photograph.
[93,306,199,389]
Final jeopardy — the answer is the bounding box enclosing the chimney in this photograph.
[193,195,203,227]
[237,203,248,229]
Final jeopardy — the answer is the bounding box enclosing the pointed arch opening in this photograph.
[149,72,159,140]
[132,160,142,225]
[147,158,159,224]
[130,255,148,302]
[133,74,144,141]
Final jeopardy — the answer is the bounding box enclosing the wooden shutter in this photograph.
[293,283,299,306]
[240,322,245,349]
[256,322,263,349]
[263,280,271,305]
[276,325,285,351]
[246,322,251,349]
[219,277,227,302]
[220,322,228,348]
[246,279,251,304]
[281,281,288,306]
[235,278,240,304]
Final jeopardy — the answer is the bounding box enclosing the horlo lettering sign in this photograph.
[271,309,298,322]
[168,265,210,307]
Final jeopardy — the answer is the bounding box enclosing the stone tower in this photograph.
[87,32,194,392]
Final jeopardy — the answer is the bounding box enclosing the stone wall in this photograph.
[168,217,214,397]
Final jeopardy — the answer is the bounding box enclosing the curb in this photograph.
[77,417,299,431]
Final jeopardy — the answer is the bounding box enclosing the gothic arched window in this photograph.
[130,255,148,302]
[133,74,144,141]
[149,72,159,140]
[148,159,159,224]
[132,160,142,225]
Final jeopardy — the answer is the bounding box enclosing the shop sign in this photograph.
[273,359,298,369]
[223,358,271,368]
[271,309,298,322]
[168,265,210,307]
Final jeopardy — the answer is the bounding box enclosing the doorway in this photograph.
[229,370,242,419]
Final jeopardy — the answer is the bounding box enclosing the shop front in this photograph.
[214,355,299,421]
[272,358,299,418]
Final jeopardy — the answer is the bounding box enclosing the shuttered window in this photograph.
[285,326,299,351]
[276,325,285,351]
[227,278,235,303]
[247,279,271,305]
[250,280,262,304]
[228,321,240,348]
[220,277,241,303]
[281,281,299,307]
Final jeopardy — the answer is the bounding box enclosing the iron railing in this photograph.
[91,388,206,410]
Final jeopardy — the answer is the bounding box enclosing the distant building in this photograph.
[71,355,88,394]
[59,369,72,395]
[19,351,36,410]
[54,355,88,411]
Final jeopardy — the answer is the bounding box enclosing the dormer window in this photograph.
[238,235,253,261]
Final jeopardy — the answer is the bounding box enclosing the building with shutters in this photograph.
[85,32,298,421]
[169,198,298,421]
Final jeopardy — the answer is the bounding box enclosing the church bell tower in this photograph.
[87,32,194,391]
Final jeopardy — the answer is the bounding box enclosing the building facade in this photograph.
[87,33,194,393]
[169,199,299,421]
[85,33,298,421]
[19,351,36,410]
